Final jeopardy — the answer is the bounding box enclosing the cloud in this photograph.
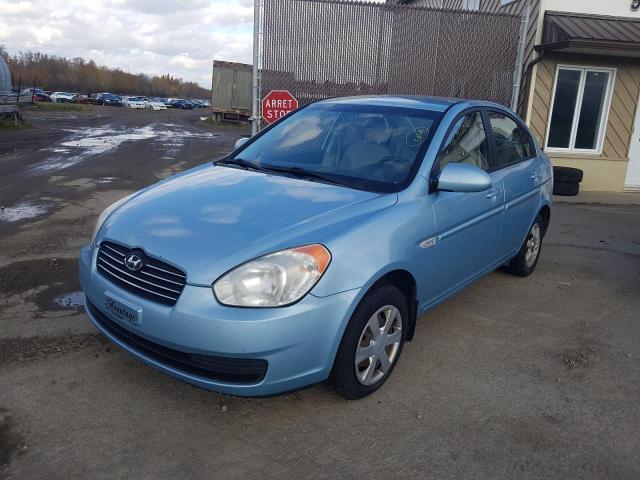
[111,0,210,14]
[0,0,253,88]
[169,54,197,70]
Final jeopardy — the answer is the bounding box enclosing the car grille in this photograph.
[87,301,268,384]
[97,241,186,306]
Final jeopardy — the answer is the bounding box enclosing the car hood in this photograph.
[101,164,397,285]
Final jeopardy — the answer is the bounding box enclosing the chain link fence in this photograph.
[261,0,522,109]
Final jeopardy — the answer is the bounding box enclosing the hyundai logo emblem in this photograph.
[124,254,143,272]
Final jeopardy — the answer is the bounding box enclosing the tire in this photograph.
[553,166,583,183]
[329,284,408,400]
[553,181,580,196]
[504,214,544,277]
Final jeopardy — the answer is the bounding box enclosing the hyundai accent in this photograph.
[80,96,552,399]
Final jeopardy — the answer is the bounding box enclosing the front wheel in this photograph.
[329,284,407,400]
[504,214,544,277]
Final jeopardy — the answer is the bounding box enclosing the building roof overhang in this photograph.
[536,11,640,59]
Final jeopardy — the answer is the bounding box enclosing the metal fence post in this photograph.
[16,75,21,105]
[251,0,261,136]
[511,0,530,112]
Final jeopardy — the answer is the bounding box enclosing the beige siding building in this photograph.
[528,54,640,191]
[524,2,640,192]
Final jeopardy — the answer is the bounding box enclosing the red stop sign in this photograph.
[262,90,299,124]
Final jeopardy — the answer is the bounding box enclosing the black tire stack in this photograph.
[553,167,583,196]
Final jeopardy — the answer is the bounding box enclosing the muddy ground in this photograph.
[1,106,639,479]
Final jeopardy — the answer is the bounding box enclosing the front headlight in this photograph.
[213,244,331,307]
[90,194,134,245]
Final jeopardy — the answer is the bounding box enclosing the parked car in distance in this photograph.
[80,96,552,399]
[170,98,193,109]
[25,88,50,102]
[122,96,149,109]
[155,97,172,107]
[148,98,168,110]
[95,93,123,107]
[72,94,92,104]
[33,92,51,102]
[50,92,76,103]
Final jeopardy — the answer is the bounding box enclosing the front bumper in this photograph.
[79,244,359,396]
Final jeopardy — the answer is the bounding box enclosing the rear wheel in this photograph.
[504,214,544,277]
[329,284,407,400]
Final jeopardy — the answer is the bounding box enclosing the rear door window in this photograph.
[487,111,535,169]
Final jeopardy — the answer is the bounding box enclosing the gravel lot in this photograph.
[1,106,639,479]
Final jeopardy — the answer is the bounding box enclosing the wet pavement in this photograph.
[0,106,639,480]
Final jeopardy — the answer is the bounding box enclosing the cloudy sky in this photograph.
[0,0,255,88]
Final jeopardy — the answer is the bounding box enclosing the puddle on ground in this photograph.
[31,123,219,174]
[53,291,85,309]
[95,177,117,184]
[0,202,48,222]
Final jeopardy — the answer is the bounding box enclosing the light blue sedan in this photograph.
[79,96,552,399]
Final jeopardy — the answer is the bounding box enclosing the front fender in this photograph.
[312,183,435,301]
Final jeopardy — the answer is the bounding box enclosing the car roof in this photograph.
[315,95,508,114]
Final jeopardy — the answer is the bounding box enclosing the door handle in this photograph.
[486,189,502,199]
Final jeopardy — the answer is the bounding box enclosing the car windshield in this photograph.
[233,103,442,192]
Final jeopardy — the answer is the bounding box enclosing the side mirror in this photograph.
[436,163,491,193]
[234,137,249,150]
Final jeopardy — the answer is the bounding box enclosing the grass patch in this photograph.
[22,102,83,112]
[0,118,32,131]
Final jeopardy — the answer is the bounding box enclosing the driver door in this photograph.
[429,110,504,301]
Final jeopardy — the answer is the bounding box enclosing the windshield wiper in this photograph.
[217,159,345,187]
[259,165,344,187]
[215,157,270,173]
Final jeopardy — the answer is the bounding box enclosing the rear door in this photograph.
[485,109,541,257]
[429,110,504,301]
